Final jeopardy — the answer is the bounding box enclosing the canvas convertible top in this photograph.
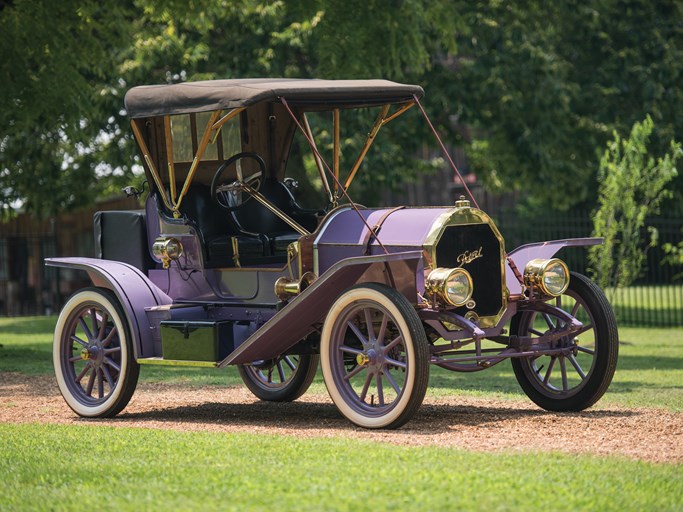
[124,78,424,118]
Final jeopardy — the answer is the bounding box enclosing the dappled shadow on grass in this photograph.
[0,317,56,335]
[108,398,638,436]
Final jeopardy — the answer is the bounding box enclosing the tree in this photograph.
[2,1,683,216]
[588,115,680,291]
[0,0,134,218]
[444,0,683,212]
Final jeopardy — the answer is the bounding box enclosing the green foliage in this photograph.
[447,0,683,212]
[662,236,683,281]
[0,0,137,219]
[589,116,680,289]
[2,1,683,215]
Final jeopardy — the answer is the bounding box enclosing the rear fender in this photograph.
[505,237,602,294]
[45,257,172,358]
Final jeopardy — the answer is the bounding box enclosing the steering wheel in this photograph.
[211,152,266,211]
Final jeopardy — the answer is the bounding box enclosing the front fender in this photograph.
[505,237,602,294]
[219,251,422,366]
[45,257,172,358]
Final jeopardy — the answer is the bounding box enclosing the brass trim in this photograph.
[333,108,340,202]
[425,267,474,307]
[212,107,246,132]
[274,271,316,300]
[240,181,310,236]
[163,116,177,203]
[131,120,175,213]
[303,114,333,203]
[176,110,222,212]
[152,236,183,269]
[383,101,415,124]
[231,236,241,268]
[344,104,390,190]
[422,204,508,328]
[523,258,570,296]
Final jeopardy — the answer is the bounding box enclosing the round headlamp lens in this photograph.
[543,259,569,295]
[524,258,570,296]
[426,267,473,307]
[445,269,473,306]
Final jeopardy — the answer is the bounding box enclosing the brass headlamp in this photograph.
[523,258,570,296]
[425,267,473,307]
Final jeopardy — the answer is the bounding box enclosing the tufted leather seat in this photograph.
[175,184,265,267]
[231,178,318,257]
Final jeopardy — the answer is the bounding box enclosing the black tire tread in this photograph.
[511,272,618,411]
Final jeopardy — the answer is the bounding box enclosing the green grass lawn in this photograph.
[0,423,681,512]
[1,316,682,511]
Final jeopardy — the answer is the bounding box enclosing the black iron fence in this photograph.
[1,208,682,327]
[495,211,683,327]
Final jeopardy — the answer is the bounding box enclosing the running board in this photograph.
[137,357,218,368]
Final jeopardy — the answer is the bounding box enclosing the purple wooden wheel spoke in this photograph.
[276,361,286,382]
[101,326,118,348]
[543,357,556,385]
[359,372,373,402]
[71,335,88,348]
[97,369,104,398]
[568,354,586,379]
[75,364,91,384]
[343,364,366,381]
[103,347,120,356]
[385,357,406,369]
[542,313,556,329]
[529,328,545,337]
[266,367,274,383]
[339,345,363,356]
[576,345,595,356]
[101,365,115,389]
[104,357,120,373]
[376,373,385,406]
[383,335,402,354]
[347,321,369,348]
[284,356,296,371]
[78,317,94,341]
[97,312,108,340]
[573,323,594,337]
[363,308,376,342]
[376,314,388,346]
[85,368,96,396]
[559,357,568,391]
[69,355,83,363]
[90,308,99,339]
[383,370,401,394]
[571,301,581,318]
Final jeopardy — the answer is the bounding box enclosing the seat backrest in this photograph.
[233,179,295,235]
[94,210,154,271]
[176,184,232,239]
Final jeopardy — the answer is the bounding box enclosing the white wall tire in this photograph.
[321,283,430,429]
[53,287,139,418]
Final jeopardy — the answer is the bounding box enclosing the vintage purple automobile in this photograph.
[47,79,618,428]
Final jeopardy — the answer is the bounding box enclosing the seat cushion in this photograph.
[207,235,265,267]
[271,233,301,256]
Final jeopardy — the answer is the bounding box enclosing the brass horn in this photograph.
[274,272,317,301]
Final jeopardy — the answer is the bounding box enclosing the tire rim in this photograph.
[518,290,598,397]
[59,301,123,405]
[243,355,302,390]
[328,300,409,417]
